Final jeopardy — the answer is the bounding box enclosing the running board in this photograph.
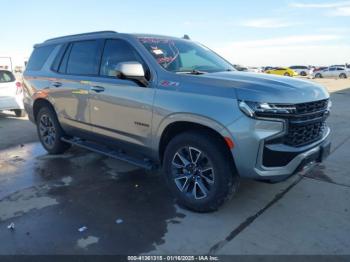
[61,137,156,170]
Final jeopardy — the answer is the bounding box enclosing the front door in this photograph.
[88,39,155,149]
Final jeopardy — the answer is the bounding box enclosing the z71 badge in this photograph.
[160,80,180,87]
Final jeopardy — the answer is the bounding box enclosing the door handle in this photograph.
[51,82,62,88]
[90,86,105,93]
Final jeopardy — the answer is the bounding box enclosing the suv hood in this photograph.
[200,71,329,104]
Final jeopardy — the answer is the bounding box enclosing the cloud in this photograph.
[227,34,342,48]
[213,44,350,67]
[329,6,350,16]
[210,34,347,66]
[290,1,350,16]
[290,1,350,8]
[241,18,298,28]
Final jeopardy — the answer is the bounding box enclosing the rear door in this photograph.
[0,70,16,97]
[88,39,155,149]
[322,68,332,77]
[51,40,104,134]
[328,67,337,78]
[0,70,17,109]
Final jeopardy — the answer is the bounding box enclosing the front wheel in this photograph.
[315,73,322,78]
[284,72,291,77]
[163,131,239,212]
[36,107,70,154]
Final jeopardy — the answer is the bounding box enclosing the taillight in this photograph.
[15,82,22,94]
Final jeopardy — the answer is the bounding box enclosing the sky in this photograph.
[0,0,350,67]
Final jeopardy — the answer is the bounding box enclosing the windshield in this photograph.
[138,37,235,73]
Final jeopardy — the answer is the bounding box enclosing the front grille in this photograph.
[268,99,329,147]
[295,99,328,114]
[284,121,326,147]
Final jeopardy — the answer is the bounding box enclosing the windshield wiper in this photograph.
[176,70,206,75]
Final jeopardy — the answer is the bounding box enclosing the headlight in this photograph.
[327,100,332,110]
[238,100,296,118]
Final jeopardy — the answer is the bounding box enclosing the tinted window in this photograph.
[66,40,102,75]
[100,39,145,77]
[58,44,72,74]
[51,44,68,72]
[26,45,56,71]
[0,70,15,82]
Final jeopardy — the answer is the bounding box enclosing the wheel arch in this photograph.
[156,116,237,173]
[33,98,56,122]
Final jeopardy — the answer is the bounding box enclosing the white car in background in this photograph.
[313,67,349,79]
[0,70,26,117]
[247,66,263,73]
[289,65,312,76]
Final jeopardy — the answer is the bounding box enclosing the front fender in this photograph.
[151,113,233,157]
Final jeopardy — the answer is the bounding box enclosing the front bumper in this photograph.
[226,116,331,182]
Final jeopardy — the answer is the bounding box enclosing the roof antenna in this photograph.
[183,34,191,40]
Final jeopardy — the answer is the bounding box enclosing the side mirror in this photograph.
[116,61,145,77]
[115,61,148,87]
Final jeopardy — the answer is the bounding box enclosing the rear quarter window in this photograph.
[0,70,15,82]
[26,45,56,71]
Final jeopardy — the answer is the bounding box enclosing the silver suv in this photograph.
[23,31,331,212]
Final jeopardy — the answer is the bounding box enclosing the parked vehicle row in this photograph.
[252,64,350,78]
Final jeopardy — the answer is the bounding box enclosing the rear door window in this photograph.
[66,40,103,75]
[26,45,56,71]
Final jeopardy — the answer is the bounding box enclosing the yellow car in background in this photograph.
[265,67,298,77]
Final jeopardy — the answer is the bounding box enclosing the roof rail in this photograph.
[44,31,118,43]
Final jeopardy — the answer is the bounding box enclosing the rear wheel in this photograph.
[36,107,70,154]
[284,72,291,77]
[339,73,347,79]
[163,131,239,212]
[14,109,26,117]
[300,71,307,76]
[315,73,322,78]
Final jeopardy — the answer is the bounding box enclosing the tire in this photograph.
[284,72,290,77]
[36,106,70,154]
[14,109,26,117]
[339,73,347,79]
[163,131,239,212]
[315,73,322,78]
[300,71,307,76]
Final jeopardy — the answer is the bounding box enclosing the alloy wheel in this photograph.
[39,114,56,148]
[171,146,215,200]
